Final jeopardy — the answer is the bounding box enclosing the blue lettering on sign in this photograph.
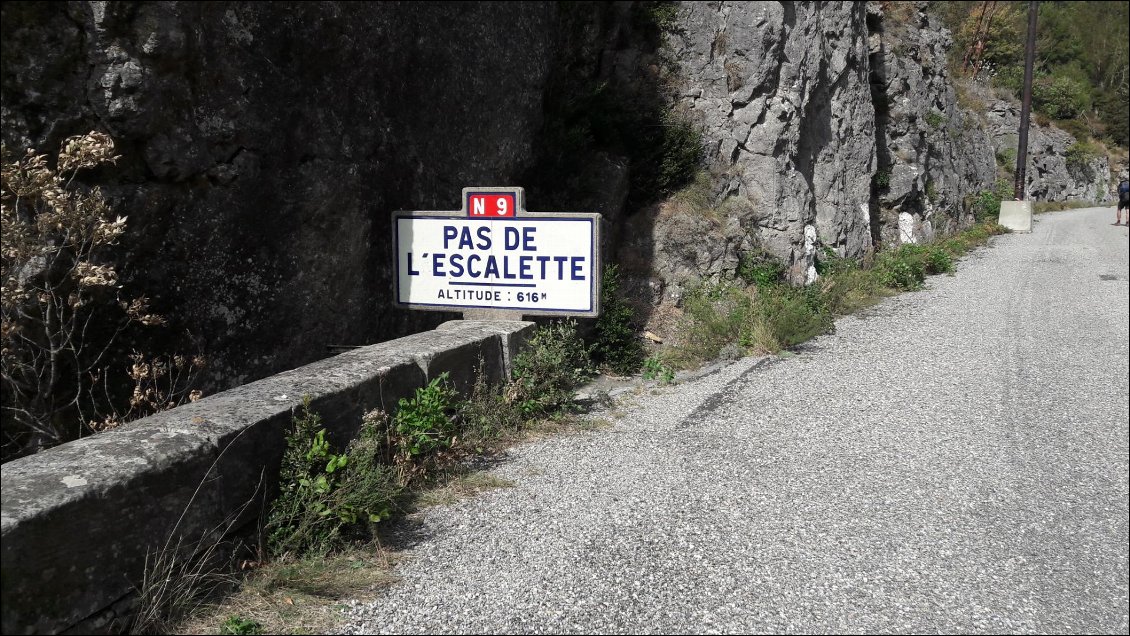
[405,222,593,284]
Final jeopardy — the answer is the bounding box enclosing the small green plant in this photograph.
[591,264,645,374]
[642,356,675,383]
[394,373,460,459]
[995,147,1017,170]
[972,178,1014,222]
[737,251,786,288]
[874,169,892,189]
[925,180,939,203]
[266,398,401,558]
[511,319,594,416]
[741,285,834,354]
[667,282,751,368]
[220,615,263,635]
[925,111,945,129]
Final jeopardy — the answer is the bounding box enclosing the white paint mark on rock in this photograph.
[61,475,88,488]
[803,224,819,284]
[898,212,917,244]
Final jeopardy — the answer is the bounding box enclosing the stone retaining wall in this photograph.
[0,320,534,634]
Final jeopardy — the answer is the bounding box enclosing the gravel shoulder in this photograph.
[341,208,1129,634]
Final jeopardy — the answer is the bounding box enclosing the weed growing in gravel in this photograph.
[642,356,675,383]
[512,319,595,416]
[219,615,262,635]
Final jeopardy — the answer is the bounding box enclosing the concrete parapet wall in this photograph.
[0,320,534,634]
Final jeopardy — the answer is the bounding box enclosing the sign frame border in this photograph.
[391,207,602,318]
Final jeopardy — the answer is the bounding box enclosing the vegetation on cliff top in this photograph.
[931,0,1129,149]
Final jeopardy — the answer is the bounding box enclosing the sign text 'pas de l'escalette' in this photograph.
[393,187,601,316]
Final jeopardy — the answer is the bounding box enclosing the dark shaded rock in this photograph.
[1,1,557,394]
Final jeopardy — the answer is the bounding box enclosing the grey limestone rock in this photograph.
[984,100,1112,202]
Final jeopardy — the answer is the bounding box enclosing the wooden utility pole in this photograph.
[1014,1,1038,200]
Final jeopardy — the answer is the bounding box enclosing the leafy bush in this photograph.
[737,251,786,288]
[266,398,401,558]
[972,178,1015,222]
[1032,74,1092,120]
[220,616,262,635]
[874,169,891,189]
[642,356,675,383]
[591,264,644,375]
[741,285,834,354]
[511,319,593,417]
[925,111,945,130]
[669,282,751,367]
[393,374,460,460]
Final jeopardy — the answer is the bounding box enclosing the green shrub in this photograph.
[874,169,891,189]
[737,251,786,288]
[1033,74,1092,119]
[591,264,645,374]
[972,178,1014,222]
[1065,140,1102,179]
[668,282,751,367]
[741,285,834,353]
[642,356,675,383]
[925,111,945,129]
[875,246,927,290]
[220,616,262,635]
[393,374,460,459]
[511,319,593,417]
[459,366,525,443]
[996,147,1017,170]
[266,398,401,558]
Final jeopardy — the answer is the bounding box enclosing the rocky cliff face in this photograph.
[866,2,997,246]
[2,1,1107,394]
[616,0,1000,328]
[984,101,1112,201]
[2,1,556,389]
[621,1,877,296]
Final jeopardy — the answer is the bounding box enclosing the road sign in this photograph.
[393,187,601,317]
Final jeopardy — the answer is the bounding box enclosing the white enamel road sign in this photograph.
[393,187,601,317]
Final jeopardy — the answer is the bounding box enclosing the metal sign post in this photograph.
[393,187,602,319]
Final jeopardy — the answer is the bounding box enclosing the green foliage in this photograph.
[741,285,834,353]
[874,244,955,291]
[667,282,751,368]
[874,169,892,189]
[1032,74,1091,120]
[925,180,939,203]
[220,616,263,635]
[266,398,401,558]
[459,368,524,443]
[642,356,675,383]
[1065,140,1102,179]
[394,374,460,458]
[631,1,682,46]
[512,320,593,417]
[737,251,786,288]
[925,111,945,130]
[972,178,1014,222]
[591,264,645,375]
[933,1,1129,148]
[995,147,1017,170]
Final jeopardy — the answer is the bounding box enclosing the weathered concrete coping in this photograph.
[0,320,534,635]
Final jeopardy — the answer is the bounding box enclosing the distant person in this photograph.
[1119,179,1130,226]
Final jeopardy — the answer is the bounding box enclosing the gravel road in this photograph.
[342,208,1129,634]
